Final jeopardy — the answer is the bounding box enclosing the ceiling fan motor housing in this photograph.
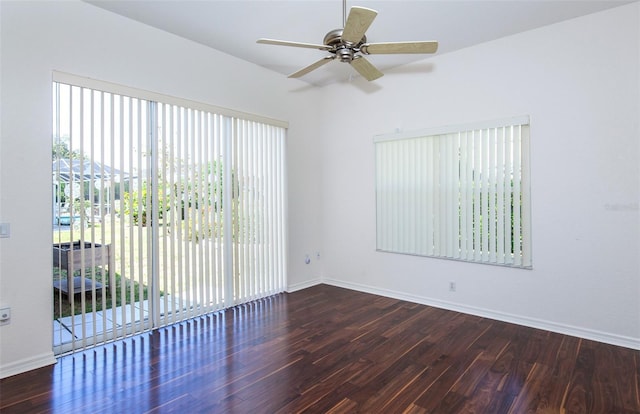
[324,29,366,62]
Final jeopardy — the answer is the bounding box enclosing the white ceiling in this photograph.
[87,0,632,86]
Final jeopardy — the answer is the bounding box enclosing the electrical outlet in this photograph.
[0,307,11,325]
[449,282,456,292]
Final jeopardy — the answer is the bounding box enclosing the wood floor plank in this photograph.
[1,284,639,414]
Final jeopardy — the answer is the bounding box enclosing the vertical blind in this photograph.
[153,105,287,327]
[53,74,287,354]
[375,117,531,268]
[53,84,153,353]
[232,119,287,304]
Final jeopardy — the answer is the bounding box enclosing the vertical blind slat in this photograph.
[521,125,532,267]
[488,128,497,263]
[496,127,505,264]
[513,125,522,267]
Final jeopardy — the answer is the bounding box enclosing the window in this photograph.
[375,116,531,268]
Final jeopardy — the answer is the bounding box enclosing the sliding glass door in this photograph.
[52,76,286,354]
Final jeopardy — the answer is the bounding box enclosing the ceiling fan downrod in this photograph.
[343,0,347,28]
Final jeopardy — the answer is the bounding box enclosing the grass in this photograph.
[52,215,210,320]
[53,217,153,319]
[53,268,150,319]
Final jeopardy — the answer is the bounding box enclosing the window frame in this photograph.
[374,116,532,269]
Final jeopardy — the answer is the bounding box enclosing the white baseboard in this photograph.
[322,278,640,351]
[286,278,322,293]
[0,352,57,379]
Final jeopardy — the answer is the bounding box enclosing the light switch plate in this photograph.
[0,223,10,238]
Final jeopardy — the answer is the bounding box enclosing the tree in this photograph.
[122,180,171,226]
[52,135,82,161]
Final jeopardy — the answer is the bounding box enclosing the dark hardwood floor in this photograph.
[1,284,639,413]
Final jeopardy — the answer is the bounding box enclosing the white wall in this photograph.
[0,0,324,377]
[320,3,640,348]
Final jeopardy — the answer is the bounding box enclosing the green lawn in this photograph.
[53,215,220,319]
[53,268,150,319]
[53,218,151,318]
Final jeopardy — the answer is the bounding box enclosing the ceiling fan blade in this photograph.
[288,56,336,78]
[342,6,377,45]
[361,41,439,55]
[350,56,384,81]
[257,38,331,51]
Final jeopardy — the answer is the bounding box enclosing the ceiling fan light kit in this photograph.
[256,1,438,82]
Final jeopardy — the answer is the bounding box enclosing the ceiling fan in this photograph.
[256,0,438,81]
